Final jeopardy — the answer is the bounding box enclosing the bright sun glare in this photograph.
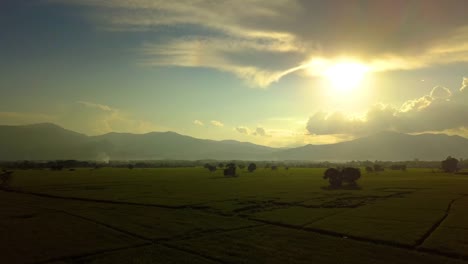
[307,59,370,93]
[324,62,369,92]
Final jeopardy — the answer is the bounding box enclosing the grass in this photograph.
[2,167,468,263]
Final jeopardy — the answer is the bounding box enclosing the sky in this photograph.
[0,0,467,147]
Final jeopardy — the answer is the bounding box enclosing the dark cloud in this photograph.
[292,0,468,58]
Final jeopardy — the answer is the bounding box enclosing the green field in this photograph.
[2,167,468,263]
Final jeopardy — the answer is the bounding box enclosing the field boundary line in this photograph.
[35,242,152,264]
[1,188,200,209]
[414,194,468,248]
[248,217,468,261]
[57,209,154,242]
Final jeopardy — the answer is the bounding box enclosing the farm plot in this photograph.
[0,193,143,263]
[420,195,468,257]
[165,225,465,264]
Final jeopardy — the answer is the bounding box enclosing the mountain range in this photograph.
[0,123,467,161]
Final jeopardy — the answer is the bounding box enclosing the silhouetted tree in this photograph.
[248,163,257,172]
[224,163,236,177]
[323,168,342,188]
[204,163,217,172]
[341,167,361,186]
[442,156,459,173]
[0,170,13,189]
[323,167,361,188]
[218,163,224,169]
[271,165,278,170]
[209,165,217,172]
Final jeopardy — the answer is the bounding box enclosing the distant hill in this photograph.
[0,123,467,161]
[274,131,468,161]
[0,123,275,161]
[93,131,275,160]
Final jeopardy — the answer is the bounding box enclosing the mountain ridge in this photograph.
[0,123,467,161]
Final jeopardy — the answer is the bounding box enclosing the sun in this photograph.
[324,62,369,92]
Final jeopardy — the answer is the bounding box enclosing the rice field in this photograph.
[2,167,468,263]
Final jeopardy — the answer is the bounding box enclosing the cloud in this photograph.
[429,86,452,99]
[210,120,224,127]
[461,77,468,92]
[253,127,269,137]
[53,0,468,87]
[193,120,204,126]
[235,125,271,137]
[235,126,251,134]
[307,78,468,136]
[306,78,468,136]
[77,101,114,112]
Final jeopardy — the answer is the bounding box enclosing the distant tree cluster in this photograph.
[373,164,385,172]
[323,167,361,188]
[390,164,407,171]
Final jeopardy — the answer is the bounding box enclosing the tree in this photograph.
[442,156,459,173]
[0,170,13,189]
[218,163,224,169]
[271,165,278,170]
[323,167,360,188]
[341,167,361,186]
[224,163,236,177]
[323,168,342,188]
[248,163,257,173]
[365,166,374,173]
[204,164,217,173]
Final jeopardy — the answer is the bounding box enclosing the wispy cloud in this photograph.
[193,119,204,126]
[77,101,114,112]
[52,0,468,87]
[210,120,224,127]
